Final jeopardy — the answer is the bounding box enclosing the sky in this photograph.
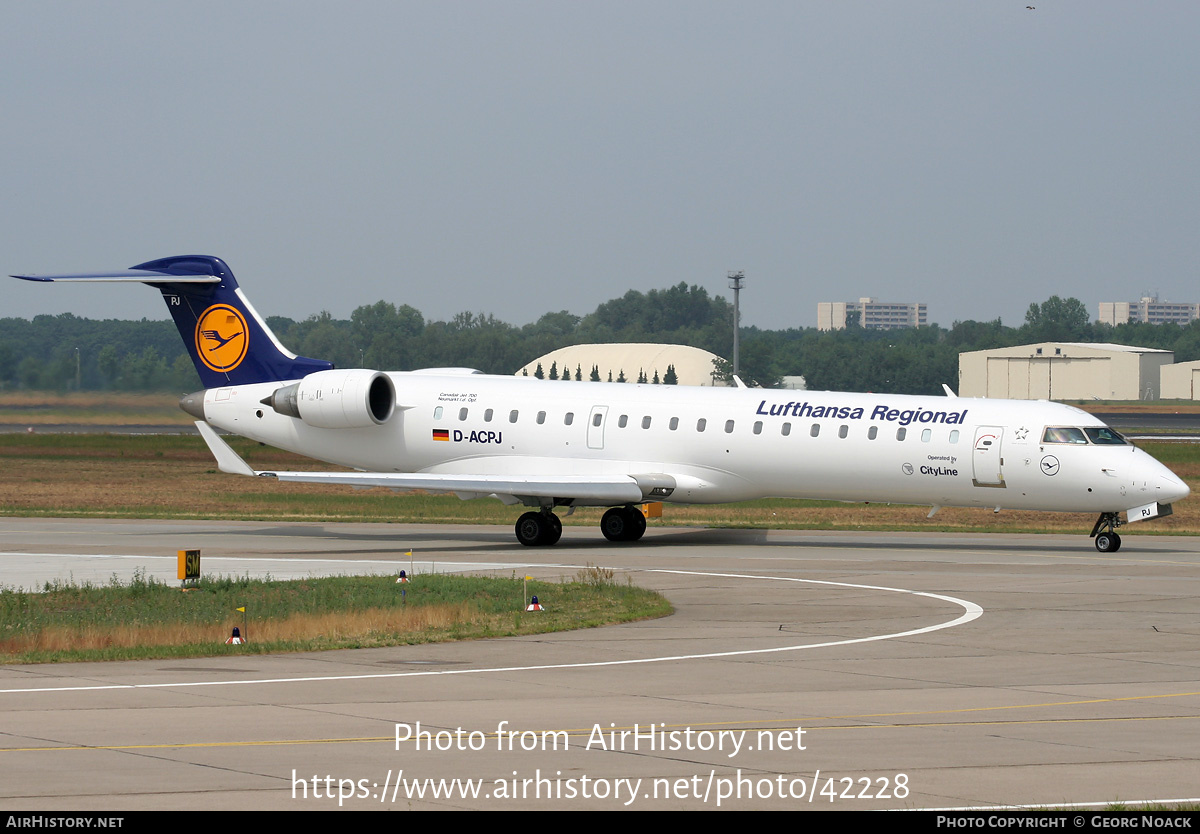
[3,2,1198,333]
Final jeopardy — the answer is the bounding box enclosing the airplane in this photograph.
[14,254,1190,552]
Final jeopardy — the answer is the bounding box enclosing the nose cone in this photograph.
[1157,469,1190,505]
[1130,447,1189,507]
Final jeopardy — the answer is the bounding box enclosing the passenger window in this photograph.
[753,421,763,435]
[593,413,603,427]
[868,426,878,440]
[564,412,574,426]
[949,430,959,443]
[509,410,519,423]
[459,407,468,421]
[434,406,443,420]
[618,415,628,428]
[697,418,707,432]
[642,416,652,429]
[921,428,931,442]
[838,425,848,439]
[781,422,791,437]
[896,428,906,441]
[724,420,735,433]
[810,424,820,438]
[484,408,493,422]
[536,411,545,425]
[669,417,679,431]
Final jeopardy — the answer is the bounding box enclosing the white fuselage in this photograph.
[198,372,1188,516]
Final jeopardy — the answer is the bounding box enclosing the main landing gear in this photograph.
[513,505,648,546]
[1090,512,1123,553]
[515,510,562,547]
[600,506,647,543]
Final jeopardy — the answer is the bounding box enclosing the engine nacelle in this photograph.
[263,369,395,429]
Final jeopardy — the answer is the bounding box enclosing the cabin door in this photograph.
[972,426,1005,487]
[587,405,608,450]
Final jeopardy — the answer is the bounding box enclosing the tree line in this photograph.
[5,290,1200,396]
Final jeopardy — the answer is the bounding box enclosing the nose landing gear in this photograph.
[1090,512,1123,553]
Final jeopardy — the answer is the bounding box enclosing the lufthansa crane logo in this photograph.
[195,304,248,372]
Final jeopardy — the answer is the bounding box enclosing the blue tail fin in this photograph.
[14,255,333,388]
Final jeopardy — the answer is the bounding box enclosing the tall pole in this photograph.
[728,271,744,380]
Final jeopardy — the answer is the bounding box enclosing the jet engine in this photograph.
[262,369,395,429]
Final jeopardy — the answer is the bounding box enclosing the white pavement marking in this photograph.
[0,569,982,695]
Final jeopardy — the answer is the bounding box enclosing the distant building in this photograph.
[959,342,1173,401]
[1160,360,1200,400]
[516,343,727,386]
[817,298,927,331]
[1098,297,1200,326]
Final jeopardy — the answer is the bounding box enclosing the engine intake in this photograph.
[263,369,395,429]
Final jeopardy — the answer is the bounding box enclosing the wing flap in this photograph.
[193,421,644,503]
[265,471,644,503]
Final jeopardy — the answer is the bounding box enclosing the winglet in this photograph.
[942,384,957,398]
[194,421,257,477]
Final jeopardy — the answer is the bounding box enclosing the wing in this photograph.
[194,421,650,505]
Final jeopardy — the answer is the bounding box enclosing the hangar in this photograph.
[958,342,1173,401]
[515,343,726,387]
[1161,360,1200,400]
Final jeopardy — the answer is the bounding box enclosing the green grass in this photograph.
[1144,440,1200,464]
[0,567,672,664]
[0,391,190,426]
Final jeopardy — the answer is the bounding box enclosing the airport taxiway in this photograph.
[1,518,1198,810]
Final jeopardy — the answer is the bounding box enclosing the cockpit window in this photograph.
[1084,427,1129,445]
[1042,427,1088,444]
[1042,426,1127,445]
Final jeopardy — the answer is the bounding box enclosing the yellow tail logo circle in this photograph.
[195,305,249,372]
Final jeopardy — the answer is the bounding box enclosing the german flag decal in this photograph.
[432,429,450,441]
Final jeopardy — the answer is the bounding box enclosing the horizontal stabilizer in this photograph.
[14,255,334,388]
[13,256,227,284]
[13,270,220,284]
